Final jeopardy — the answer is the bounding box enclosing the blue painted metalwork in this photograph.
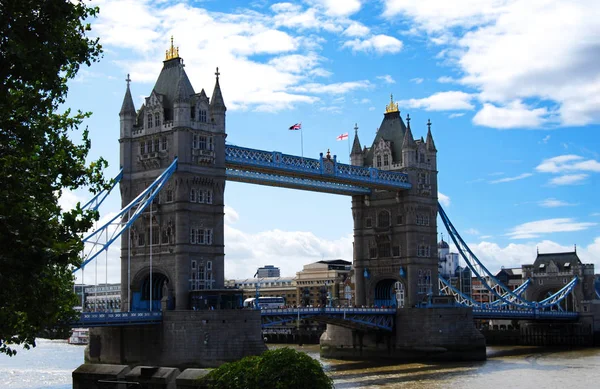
[81,168,124,211]
[225,145,411,191]
[74,159,178,272]
[260,307,396,331]
[226,169,371,196]
[75,311,162,327]
[472,309,578,321]
[439,203,579,310]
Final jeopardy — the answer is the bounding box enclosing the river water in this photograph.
[3,339,600,388]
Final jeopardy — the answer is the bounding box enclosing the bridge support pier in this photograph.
[320,307,486,362]
[83,310,266,369]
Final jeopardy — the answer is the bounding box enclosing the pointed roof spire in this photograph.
[425,119,437,151]
[402,113,416,149]
[351,123,362,155]
[174,67,190,103]
[120,73,136,115]
[210,66,226,111]
[386,93,399,113]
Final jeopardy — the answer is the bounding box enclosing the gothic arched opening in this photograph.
[374,279,400,307]
[534,286,574,312]
[132,272,169,312]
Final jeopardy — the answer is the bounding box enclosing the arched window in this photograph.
[155,112,160,127]
[383,154,389,166]
[378,210,390,228]
[147,114,153,128]
[376,155,382,167]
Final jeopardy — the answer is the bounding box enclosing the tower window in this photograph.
[383,154,389,166]
[161,136,168,151]
[153,138,159,152]
[140,141,145,155]
[365,218,372,228]
[376,155,382,168]
[199,109,207,123]
[190,188,196,202]
[206,190,212,204]
[147,114,153,128]
[378,242,391,258]
[396,214,404,225]
[369,247,377,259]
[393,246,400,257]
[155,112,161,127]
[166,189,173,203]
[377,211,390,228]
[199,136,207,150]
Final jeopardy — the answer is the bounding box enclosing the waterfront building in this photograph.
[84,283,121,312]
[226,277,296,305]
[294,259,352,307]
[522,249,595,311]
[438,238,472,298]
[256,265,280,278]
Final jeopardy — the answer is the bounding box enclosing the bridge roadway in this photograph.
[76,307,579,329]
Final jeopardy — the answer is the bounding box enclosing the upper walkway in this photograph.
[224,145,411,195]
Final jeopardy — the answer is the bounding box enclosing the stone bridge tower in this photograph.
[118,39,226,311]
[350,96,438,308]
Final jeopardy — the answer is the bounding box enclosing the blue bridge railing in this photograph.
[225,145,411,193]
[75,311,163,327]
[260,307,396,331]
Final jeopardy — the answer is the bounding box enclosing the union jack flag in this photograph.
[288,123,302,130]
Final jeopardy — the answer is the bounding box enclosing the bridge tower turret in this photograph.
[119,38,226,311]
[350,123,363,166]
[352,95,439,308]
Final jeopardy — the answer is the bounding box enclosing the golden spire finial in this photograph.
[165,35,180,60]
[385,93,399,113]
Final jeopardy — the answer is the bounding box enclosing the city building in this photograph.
[84,283,122,312]
[226,277,296,305]
[256,265,280,278]
[438,237,472,299]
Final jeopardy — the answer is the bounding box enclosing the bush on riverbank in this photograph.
[198,347,333,389]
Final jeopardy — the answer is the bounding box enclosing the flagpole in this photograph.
[300,123,304,158]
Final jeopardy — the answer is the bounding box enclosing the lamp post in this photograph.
[255,279,260,310]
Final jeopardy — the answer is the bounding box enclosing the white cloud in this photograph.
[489,173,532,184]
[538,198,577,208]
[473,101,549,129]
[377,74,396,84]
[401,91,474,111]
[224,205,240,224]
[225,225,353,279]
[541,135,551,144]
[93,0,377,113]
[548,174,588,186]
[438,192,451,207]
[343,22,370,37]
[290,80,371,94]
[437,76,455,83]
[466,238,600,275]
[535,155,600,173]
[449,113,465,118]
[506,218,597,239]
[410,77,424,84]
[58,190,84,211]
[343,34,403,54]
[465,228,480,235]
[311,0,362,17]
[384,0,600,126]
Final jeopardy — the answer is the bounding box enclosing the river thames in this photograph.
[4,339,600,388]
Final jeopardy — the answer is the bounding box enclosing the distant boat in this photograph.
[68,328,89,345]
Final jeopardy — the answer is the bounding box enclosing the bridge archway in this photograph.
[374,279,402,307]
[533,286,574,311]
[132,271,170,311]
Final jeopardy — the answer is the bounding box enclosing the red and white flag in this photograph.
[289,122,302,130]
[336,132,349,141]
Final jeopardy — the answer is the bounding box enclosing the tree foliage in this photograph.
[200,348,334,389]
[0,0,106,355]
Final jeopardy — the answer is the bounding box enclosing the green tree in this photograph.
[0,0,106,355]
[200,348,334,389]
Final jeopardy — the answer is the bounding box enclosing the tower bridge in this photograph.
[74,40,600,369]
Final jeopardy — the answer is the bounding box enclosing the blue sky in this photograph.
[67,0,600,283]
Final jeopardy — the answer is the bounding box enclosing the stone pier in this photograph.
[320,307,486,362]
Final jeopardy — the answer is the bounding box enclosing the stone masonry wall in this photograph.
[87,310,266,368]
